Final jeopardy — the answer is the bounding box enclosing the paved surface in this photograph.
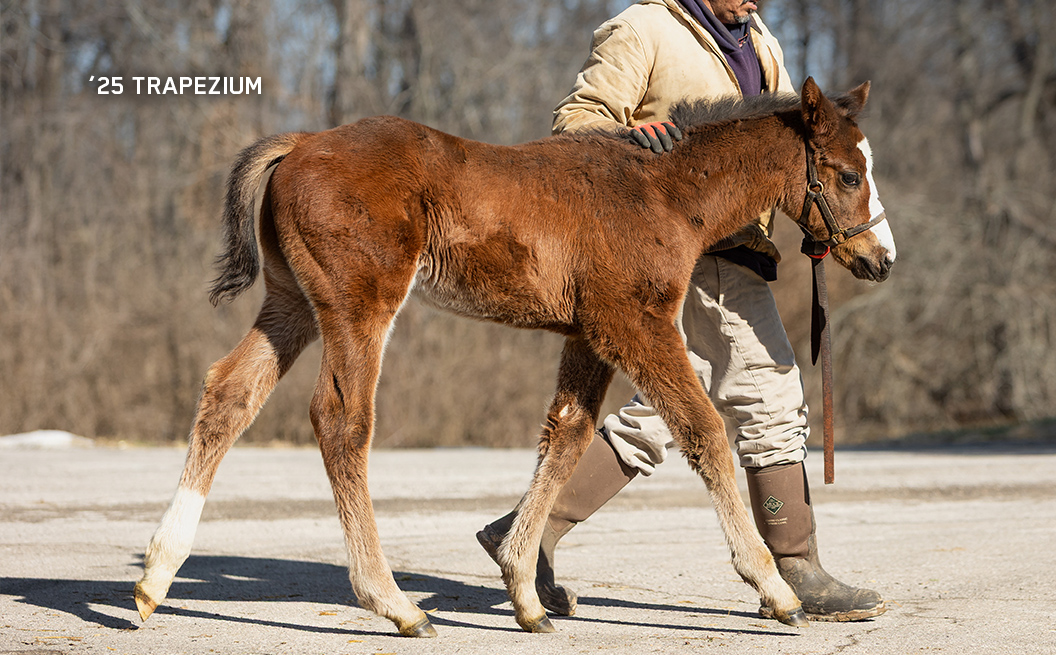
[2,443,1056,654]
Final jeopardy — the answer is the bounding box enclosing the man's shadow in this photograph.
[1,554,789,636]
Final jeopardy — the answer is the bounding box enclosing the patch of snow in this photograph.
[0,430,95,449]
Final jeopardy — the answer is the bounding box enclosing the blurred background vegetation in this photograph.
[2,0,1055,448]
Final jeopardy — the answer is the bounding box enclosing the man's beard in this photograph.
[734,1,756,24]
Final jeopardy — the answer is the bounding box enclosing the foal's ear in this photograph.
[835,81,871,119]
[800,76,841,143]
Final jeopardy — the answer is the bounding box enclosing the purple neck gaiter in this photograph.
[676,0,764,96]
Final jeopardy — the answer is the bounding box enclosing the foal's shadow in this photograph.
[1,554,786,636]
[2,555,507,636]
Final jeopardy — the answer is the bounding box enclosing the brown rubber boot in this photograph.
[476,431,638,616]
[745,461,887,621]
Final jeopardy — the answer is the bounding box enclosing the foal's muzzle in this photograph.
[856,251,894,282]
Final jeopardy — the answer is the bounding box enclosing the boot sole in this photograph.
[760,600,887,623]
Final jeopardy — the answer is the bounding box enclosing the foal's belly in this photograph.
[412,245,578,334]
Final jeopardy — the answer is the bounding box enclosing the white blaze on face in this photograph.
[858,138,896,262]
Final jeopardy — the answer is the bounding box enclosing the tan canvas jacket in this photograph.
[553,0,796,259]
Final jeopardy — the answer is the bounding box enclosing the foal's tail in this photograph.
[209,132,309,306]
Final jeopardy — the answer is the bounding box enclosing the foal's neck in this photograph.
[659,113,804,243]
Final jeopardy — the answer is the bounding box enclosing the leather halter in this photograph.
[797,142,885,252]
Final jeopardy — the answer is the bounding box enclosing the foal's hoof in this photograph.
[518,614,557,633]
[398,617,437,638]
[772,605,809,628]
[133,584,158,621]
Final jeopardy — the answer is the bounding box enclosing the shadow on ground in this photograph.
[2,554,793,637]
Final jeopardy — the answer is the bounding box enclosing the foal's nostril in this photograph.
[859,254,892,282]
[876,256,893,281]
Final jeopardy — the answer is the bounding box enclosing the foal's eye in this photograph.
[841,172,861,187]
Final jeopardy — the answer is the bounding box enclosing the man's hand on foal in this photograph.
[628,121,683,153]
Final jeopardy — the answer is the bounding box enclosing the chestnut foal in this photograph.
[135,78,895,637]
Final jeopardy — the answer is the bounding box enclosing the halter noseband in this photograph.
[797,143,885,255]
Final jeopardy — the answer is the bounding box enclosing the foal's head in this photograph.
[798,77,896,282]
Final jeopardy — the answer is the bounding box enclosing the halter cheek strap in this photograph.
[797,143,885,250]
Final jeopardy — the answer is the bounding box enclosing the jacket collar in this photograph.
[643,0,778,93]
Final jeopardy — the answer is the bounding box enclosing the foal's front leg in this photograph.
[500,337,614,632]
[598,316,806,627]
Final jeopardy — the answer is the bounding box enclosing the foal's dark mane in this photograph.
[564,93,802,151]
[668,92,800,131]
[670,90,870,134]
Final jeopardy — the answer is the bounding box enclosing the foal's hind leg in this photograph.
[588,316,807,627]
[135,272,317,620]
[500,337,614,632]
[306,283,435,637]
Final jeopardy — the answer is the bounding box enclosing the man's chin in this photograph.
[737,1,758,23]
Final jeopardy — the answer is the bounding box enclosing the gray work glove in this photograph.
[628,121,683,153]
